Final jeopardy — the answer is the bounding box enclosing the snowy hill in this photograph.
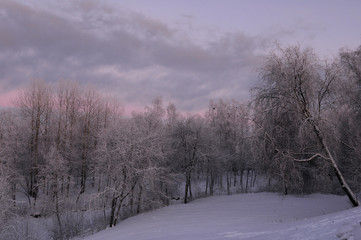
[82,193,361,240]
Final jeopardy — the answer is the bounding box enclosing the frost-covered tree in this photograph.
[0,167,11,226]
[254,45,359,206]
[0,137,12,226]
[94,99,168,227]
[337,45,361,193]
[15,79,53,199]
[54,80,81,197]
[130,98,171,211]
[77,87,103,195]
[41,147,70,240]
[206,99,252,194]
[170,115,205,203]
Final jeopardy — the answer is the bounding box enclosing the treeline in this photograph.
[0,44,361,239]
[0,80,255,238]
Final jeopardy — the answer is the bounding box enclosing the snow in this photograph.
[81,193,361,240]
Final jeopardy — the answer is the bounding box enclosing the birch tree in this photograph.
[254,45,359,206]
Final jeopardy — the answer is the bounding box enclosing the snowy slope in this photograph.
[82,193,361,240]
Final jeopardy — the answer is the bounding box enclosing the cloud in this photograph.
[0,0,265,112]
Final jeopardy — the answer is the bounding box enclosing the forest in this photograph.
[1,44,361,239]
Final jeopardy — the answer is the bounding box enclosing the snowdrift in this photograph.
[82,193,361,240]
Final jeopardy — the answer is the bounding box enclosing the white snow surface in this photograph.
[82,193,361,240]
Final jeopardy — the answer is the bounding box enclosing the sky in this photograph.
[0,0,360,113]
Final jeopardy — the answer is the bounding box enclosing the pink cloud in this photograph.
[124,104,146,116]
[0,89,19,107]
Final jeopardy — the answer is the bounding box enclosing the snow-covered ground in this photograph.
[81,193,361,240]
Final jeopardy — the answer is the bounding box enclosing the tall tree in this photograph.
[94,98,167,227]
[338,46,361,193]
[206,99,252,194]
[15,79,53,199]
[41,147,70,240]
[0,110,15,225]
[54,80,81,197]
[254,45,359,206]
[78,87,102,195]
[171,115,204,203]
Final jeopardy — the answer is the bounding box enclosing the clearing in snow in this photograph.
[82,193,361,240]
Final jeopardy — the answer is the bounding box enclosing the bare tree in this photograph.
[254,45,359,206]
[0,166,11,226]
[41,147,70,240]
[15,79,53,199]
[0,112,13,225]
[78,87,102,195]
[170,115,205,203]
[94,100,167,227]
[0,110,19,205]
[130,97,170,212]
[206,99,253,194]
[54,80,81,197]
[337,46,361,193]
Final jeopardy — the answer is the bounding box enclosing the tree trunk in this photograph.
[268,176,272,191]
[80,161,86,194]
[97,174,102,193]
[220,174,223,189]
[109,196,117,227]
[66,176,70,198]
[252,172,257,188]
[184,172,191,203]
[55,190,63,240]
[165,187,169,206]
[12,183,16,206]
[130,191,134,215]
[210,174,214,196]
[311,122,359,207]
[92,175,95,188]
[233,171,237,187]
[205,172,209,196]
[226,171,230,195]
[240,169,244,191]
[184,180,189,204]
[136,185,143,214]
[189,178,193,200]
[283,177,288,195]
[245,170,250,193]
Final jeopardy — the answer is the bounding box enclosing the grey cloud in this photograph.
[0,0,265,111]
